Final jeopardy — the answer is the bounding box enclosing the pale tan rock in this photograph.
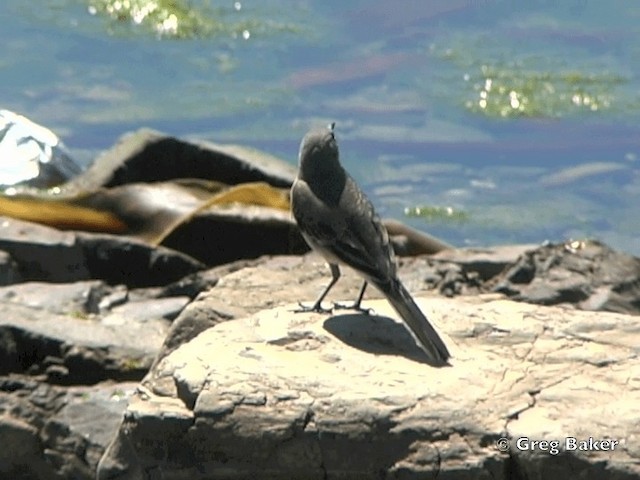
[99,290,640,479]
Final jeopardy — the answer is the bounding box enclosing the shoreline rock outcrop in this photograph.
[0,130,638,479]
[97,288,639,479]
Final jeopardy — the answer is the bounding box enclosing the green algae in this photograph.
[432,29,635,119]
[464,65,625,118]
[86,0,301,39]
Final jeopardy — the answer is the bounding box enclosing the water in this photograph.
[2,0,639,255]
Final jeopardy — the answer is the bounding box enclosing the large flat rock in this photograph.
[98,294,640,479]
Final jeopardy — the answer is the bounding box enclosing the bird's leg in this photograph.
[295,263,340,313]
[333,281,374,315]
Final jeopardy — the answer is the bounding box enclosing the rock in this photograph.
[396,244,538,298]
[0,300,168,383]
[1,239,638,480]
[158,212,454,267]
[101,297,190,325]
[0,217,89,283]
[0,376,137,479]
[431,243,538,281]
[492,240,640,315]
[41,383,138,480]
[387,242,640,316]
[98,292,640,479]
[0,414,57,479]
[66,128,297,192]
[0,280,106,315]
[0,217,204,287]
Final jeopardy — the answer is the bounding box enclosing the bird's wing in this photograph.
[292,175,396,285]
[328,176,397,284]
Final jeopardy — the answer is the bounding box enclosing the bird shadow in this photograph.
[323,313,449,368]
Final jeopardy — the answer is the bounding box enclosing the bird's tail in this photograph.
[380,279,450,364]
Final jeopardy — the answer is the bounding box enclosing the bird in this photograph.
[290,123,451,364]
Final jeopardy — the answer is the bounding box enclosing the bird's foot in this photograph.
[294,301,333,314]
[332,301,375,315]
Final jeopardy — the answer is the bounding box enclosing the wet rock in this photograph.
[77,232,205,287]
[67,128,297,191]
[492,240,640,315]
[98,291,640,479]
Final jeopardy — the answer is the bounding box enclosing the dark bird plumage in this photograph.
[291,123,450,365]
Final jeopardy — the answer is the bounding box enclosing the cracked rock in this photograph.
[98,257,640,479]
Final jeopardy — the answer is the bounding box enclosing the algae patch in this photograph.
[86,0,301,39]
[433,30,634,119]
[464,65,625,118]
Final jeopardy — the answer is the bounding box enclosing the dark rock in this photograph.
[41,383,138,480]
[0,377,137,480]
[77,232,205,287]
[492,240,640,314]
[0,217,204,287]
[0,415,55,480]
[431,244,538,281]
[160,205,308,266]
[0,377,65,479]
[0,217,89,283]
[154,267,220,299]
[66,128,297,192]
[0,300,168,383]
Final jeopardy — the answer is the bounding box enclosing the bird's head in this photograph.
[298,123,340,177]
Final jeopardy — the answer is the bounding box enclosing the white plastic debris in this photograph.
[0,109,81,187]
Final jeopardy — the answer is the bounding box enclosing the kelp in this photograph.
[0,180,290,244]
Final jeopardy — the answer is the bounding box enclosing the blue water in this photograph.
[2,1,639,255]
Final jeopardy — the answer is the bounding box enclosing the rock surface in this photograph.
[0,216,204,286]
[491,240,640,314]
[94,254,639,480]
[0,377,138,480]
[98,291,640,479]
[1,233,639,479]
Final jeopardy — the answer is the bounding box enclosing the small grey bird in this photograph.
[291,123,450,364]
